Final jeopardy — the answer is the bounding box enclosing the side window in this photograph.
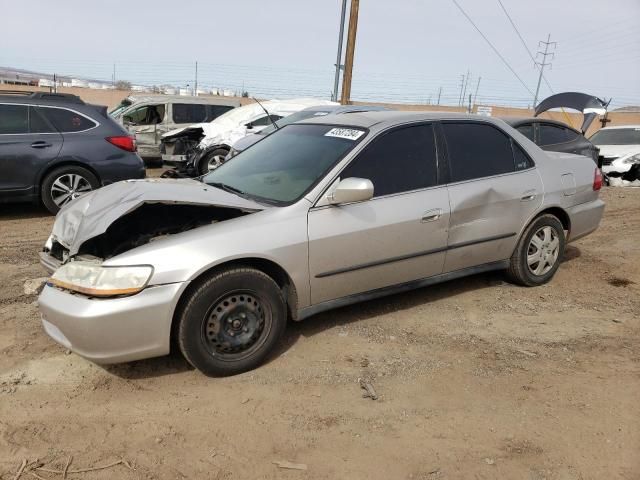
[173,103,206,124]
[250,114,284,127]
[29,107,56,133]
[205,105,235,122]
[40,107,97,132]
[512,141,534,171]
[340,124,438,197]
[124,104,165,125]
[442,122,515,182]
[0,104,28,134]
[516,123,534,141]
[539,124,569,145]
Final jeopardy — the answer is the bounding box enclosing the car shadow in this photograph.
[0,203,50,220]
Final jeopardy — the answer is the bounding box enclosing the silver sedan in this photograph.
[38,112,605,375]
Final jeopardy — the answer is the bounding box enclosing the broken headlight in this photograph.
[621,154,640,165]
[49,261,153,297]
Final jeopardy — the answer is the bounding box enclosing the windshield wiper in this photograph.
[208,182,248,198]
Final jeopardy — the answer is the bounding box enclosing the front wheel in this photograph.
[507,214,566,286]
[177,268,287,376]
[197,148,229,175]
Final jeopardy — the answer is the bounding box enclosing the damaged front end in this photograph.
[160,126,205,177]
[41,179,264,274]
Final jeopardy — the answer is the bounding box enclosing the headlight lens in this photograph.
[49,261,153,297]
[622,154,640,165]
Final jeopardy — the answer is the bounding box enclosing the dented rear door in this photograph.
[440,121,543,273]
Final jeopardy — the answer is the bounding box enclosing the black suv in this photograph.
[0,91,145,213]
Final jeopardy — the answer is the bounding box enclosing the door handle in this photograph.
[31,141,52,148]
[520,190,537,202]
[422,208,443,222]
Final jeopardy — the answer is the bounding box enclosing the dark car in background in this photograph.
[501,117,599,163]
[0,91,145,213]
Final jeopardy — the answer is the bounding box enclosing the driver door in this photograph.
[307,123,450,305]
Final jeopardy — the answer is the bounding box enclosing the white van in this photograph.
[110,95,240,161]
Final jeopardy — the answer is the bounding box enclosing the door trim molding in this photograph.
[300,260,510,320]
[315,232,515,279]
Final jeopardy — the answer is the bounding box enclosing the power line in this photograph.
[450,0,533,95]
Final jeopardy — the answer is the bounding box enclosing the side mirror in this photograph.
[327,177,374,205]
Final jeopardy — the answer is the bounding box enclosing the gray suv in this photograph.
[0,91,145,213]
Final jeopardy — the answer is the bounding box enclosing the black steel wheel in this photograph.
[177,267,286,376]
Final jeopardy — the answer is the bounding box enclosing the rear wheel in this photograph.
[197,148,228,175]
[507,214,566,286]
[177,267,287,376]
[41,166,99,214]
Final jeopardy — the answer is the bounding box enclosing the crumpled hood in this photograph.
[596,145,640,159]
[51,178,265,255]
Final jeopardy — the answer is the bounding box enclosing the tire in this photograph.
[197,148,228,175]
[507,214,566,287]
[177,267,287,376]
[41,166,100,214]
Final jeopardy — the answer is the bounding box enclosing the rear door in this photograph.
[0,104,63,197]
[308,123,450,304]
[440,121,543,273]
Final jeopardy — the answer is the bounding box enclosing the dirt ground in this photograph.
[0,177,638,480]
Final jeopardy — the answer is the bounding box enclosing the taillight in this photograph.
[106,135,136,152]
[593,167,603,191]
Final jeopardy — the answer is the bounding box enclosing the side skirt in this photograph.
[296,260,510,321]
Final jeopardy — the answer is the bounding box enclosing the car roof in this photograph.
[300,110,505,129]
[0,91,86,107]
[120,94,241,106]
[598,124,640,130]
[300,104,389,114]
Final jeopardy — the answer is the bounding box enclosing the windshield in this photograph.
[590,128,640,145]
[109,99,133,117]
[203,124,366,204]
[259,109,332,136]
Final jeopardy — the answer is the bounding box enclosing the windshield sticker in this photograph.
[324,128,365,140]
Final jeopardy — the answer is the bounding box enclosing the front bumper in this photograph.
[162,154,188,165]
[38,282,186,364]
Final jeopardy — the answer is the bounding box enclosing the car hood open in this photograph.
[535,92,609,134]
[52,178,265,256]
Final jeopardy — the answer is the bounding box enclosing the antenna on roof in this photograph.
[252,97,279,131]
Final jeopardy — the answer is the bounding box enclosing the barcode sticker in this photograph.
[324,128,365,140]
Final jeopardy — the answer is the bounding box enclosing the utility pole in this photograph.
[112,63,116,87]
[458,74,465,106]
[533,34,556,108]
[461,69,471,107]
[436,86,442,105]
[333,0,348,102]
[194,61,198,96]
[340,0,360,105]
[468,94,472,113]
[473,76,481,106]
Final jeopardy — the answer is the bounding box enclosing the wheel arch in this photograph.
[37,161,102,192]
[170,257,299,352]
[512,206,571,258]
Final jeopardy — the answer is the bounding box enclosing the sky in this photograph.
[1,0,639,108]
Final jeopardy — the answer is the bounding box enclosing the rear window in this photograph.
[516,123,534,141]
[172,104,235,124]
[39,107,97,132]
[539,124,570,145]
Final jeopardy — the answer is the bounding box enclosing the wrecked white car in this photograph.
[589,125,640,186]
[160,98,336,176]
